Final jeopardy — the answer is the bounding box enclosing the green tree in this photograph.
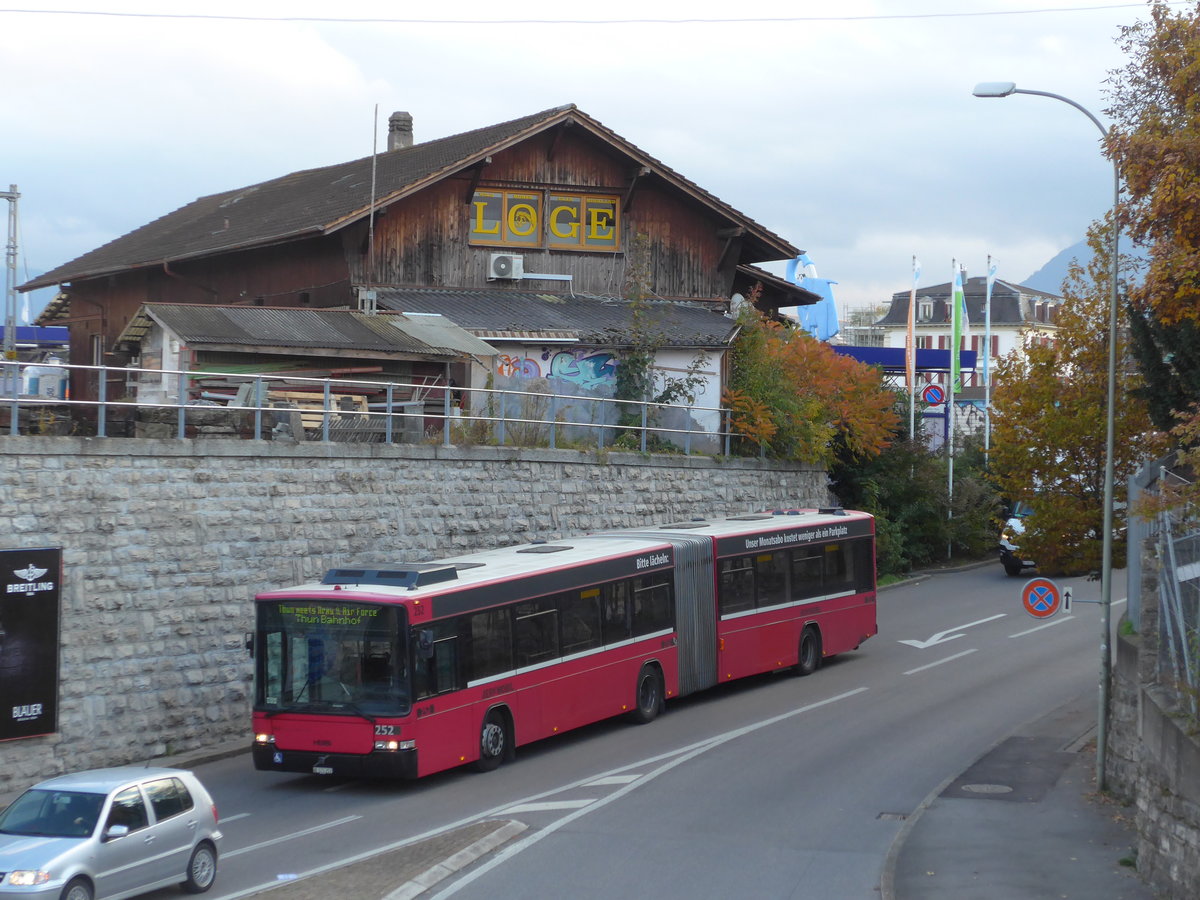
[1107,2,1200,430]
[989,225,1160,575]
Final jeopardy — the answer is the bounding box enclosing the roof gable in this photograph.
[24,105,796,290]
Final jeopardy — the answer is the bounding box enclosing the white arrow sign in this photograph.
[898,614,1007,649]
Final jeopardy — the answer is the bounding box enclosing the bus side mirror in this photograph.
[245,632,254,657]
[417,630,434,659]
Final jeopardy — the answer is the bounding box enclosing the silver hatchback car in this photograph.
[0,767,222,900]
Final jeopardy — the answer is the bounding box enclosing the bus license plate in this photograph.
[312,765,334,775]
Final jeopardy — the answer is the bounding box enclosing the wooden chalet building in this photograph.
[23,104,817,431]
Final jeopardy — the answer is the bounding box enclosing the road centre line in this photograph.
[903,648,978,675]
[430,687,869,898]
[223,815,361,858]
[1010,616,1076,637]
[219,812,251,823]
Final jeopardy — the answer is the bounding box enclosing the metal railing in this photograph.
[1154,466,1200,720]
[2,359,737,455]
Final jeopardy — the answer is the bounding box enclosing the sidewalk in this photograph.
[881,688,1157,900]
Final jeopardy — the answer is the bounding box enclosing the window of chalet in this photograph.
[470,189,620,251]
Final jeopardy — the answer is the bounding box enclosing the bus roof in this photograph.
[254,508,873,608]
[255,532,676,604]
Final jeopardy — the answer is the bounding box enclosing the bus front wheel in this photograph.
[795,627,821,677]
[476,709,509,772]
[630,665,663,724]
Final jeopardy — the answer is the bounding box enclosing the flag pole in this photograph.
[947,259,960,560]
[908,256,919,440]
[984,256,996,459]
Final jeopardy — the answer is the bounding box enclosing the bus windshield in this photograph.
[256,600,410,716]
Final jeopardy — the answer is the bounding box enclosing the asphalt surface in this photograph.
[1,560,1161,898]
[230,687,1157,900]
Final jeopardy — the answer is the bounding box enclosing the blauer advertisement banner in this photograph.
[0,547,61,741]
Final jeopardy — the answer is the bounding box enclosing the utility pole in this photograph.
[2,184,20,395]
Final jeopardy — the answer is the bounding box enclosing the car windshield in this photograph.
[0,788,106,838]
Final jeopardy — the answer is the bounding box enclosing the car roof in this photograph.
[29,767,193,794]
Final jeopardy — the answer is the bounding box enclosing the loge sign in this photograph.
[470,189,619,251]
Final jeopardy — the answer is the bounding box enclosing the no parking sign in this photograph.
[1021,577,1062,619]
[921,384,945,405]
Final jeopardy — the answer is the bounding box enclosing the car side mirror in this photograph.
[104,824,130,841]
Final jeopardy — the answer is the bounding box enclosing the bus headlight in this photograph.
[254,733,275,745]
[374,740,415,752]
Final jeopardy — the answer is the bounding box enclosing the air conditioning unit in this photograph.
[488,253,524,281]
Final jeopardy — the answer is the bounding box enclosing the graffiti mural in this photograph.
[548,350,617,388]
[496,348,619,388]
[497,355,543,378]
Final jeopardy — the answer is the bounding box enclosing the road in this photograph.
[144,563,1111,899]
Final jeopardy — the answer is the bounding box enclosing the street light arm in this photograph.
[972,82,1120,793]
[1008,88,1109,140]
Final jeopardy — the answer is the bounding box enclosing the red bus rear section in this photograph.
[251,508,876,779]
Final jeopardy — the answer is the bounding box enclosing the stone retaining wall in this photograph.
[1108,541,1200,900]
[0,436,828,796]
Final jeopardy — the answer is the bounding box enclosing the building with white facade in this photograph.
[873,276,1064,442]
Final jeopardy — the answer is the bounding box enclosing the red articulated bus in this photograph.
[250,508,876,779]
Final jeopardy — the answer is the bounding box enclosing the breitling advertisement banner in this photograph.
[0,547,61,741]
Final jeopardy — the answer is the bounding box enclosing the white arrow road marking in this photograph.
[898,614,1007,649]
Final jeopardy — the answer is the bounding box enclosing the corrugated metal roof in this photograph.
[374,287,738,349]
[385,313,496,357]
[117,304,475,361]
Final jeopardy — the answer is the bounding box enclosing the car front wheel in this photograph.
[60,878,93,900]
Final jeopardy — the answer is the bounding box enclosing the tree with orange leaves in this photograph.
[723,301,898,465]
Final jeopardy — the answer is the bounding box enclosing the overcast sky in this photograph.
[1,1,1166,321]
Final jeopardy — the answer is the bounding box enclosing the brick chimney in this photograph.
[388,111,414,151]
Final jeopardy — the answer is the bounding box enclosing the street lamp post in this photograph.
[972,82,1119,792]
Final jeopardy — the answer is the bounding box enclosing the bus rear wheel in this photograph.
[795,627,821,677]
[630,665,663,724]
[475,709,509,772]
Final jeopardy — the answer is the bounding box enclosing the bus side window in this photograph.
[791,550,824,599]
[601,581,632,645]
[754,551,788,608]
[560,589,602,655]
[415,622,460,699]
[468,608,513,681]
[632,575,673,636]
[514,597,559,667]
[718,557,755,615]
[824,544,852,591]
[853,538,876,592]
